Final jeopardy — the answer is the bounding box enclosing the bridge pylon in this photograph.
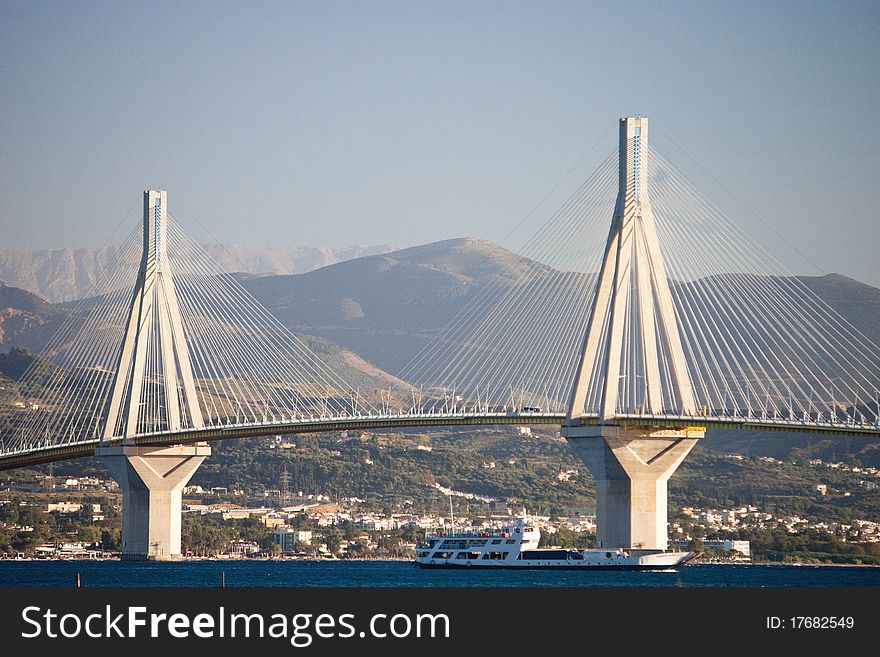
[562,117,704,551]
[96,190,209,561]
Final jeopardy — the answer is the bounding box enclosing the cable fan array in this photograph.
[1,214,382,455]
[649,146,880,423]
[1,224,143,453]
[398,150,619,412]
[400,142,880,426]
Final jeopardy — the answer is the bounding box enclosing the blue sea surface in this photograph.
[1,560,879,587]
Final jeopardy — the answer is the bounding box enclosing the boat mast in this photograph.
[449,494,454,535]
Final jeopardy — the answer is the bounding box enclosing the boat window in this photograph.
[505,539,516,544]
[491,539,501,544]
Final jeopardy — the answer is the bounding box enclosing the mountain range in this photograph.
[3,238,880,384]
[242,237,557,375]
[0,243,396,303]
[240,239,880,383]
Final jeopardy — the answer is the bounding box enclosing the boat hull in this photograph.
[415,551,694,570]
[415,563,686,570]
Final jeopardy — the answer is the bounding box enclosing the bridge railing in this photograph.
[3,408,879,466]
[613,412,880,431]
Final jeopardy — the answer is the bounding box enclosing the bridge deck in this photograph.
[1,411,879,471]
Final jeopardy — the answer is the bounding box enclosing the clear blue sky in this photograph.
[1,1,878,285]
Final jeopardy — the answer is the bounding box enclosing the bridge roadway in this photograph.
[2,410,879,471]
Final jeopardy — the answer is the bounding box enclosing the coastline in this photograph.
[1,555,878,567]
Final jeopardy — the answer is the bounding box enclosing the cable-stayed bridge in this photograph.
[2,117,878,559]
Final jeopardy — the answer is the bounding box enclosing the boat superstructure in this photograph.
[415,517,693,569]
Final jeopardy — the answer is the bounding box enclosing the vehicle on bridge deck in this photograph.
[414,517,693,570]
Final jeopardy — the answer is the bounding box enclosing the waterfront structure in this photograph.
[274,527,313,554]
[562,118,702,550]
[96,191,209,560]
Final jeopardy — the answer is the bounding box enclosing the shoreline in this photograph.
[1,556,878,567]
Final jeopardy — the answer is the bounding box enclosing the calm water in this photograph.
[1,560,879,587]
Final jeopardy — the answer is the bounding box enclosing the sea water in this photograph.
[1,560,879,587]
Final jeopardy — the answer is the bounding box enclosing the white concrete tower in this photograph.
[96,190,210,561]
[562,118,704,551]
[102,190,203,437]
[568,117,695,420]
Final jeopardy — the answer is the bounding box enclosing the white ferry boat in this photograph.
[415,518,693,570]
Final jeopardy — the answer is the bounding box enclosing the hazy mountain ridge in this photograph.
[0,282,63,352]
[239,240,880,379]
[2,238,879,387]
[0,243,397,303]
[243,237,562,374]
[794,273,880,346]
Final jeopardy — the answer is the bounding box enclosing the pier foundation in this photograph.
[97,444,210,560]
[562,425,703,549]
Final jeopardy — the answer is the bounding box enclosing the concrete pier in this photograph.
[97,444,210,560]
[563,425,703,549]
